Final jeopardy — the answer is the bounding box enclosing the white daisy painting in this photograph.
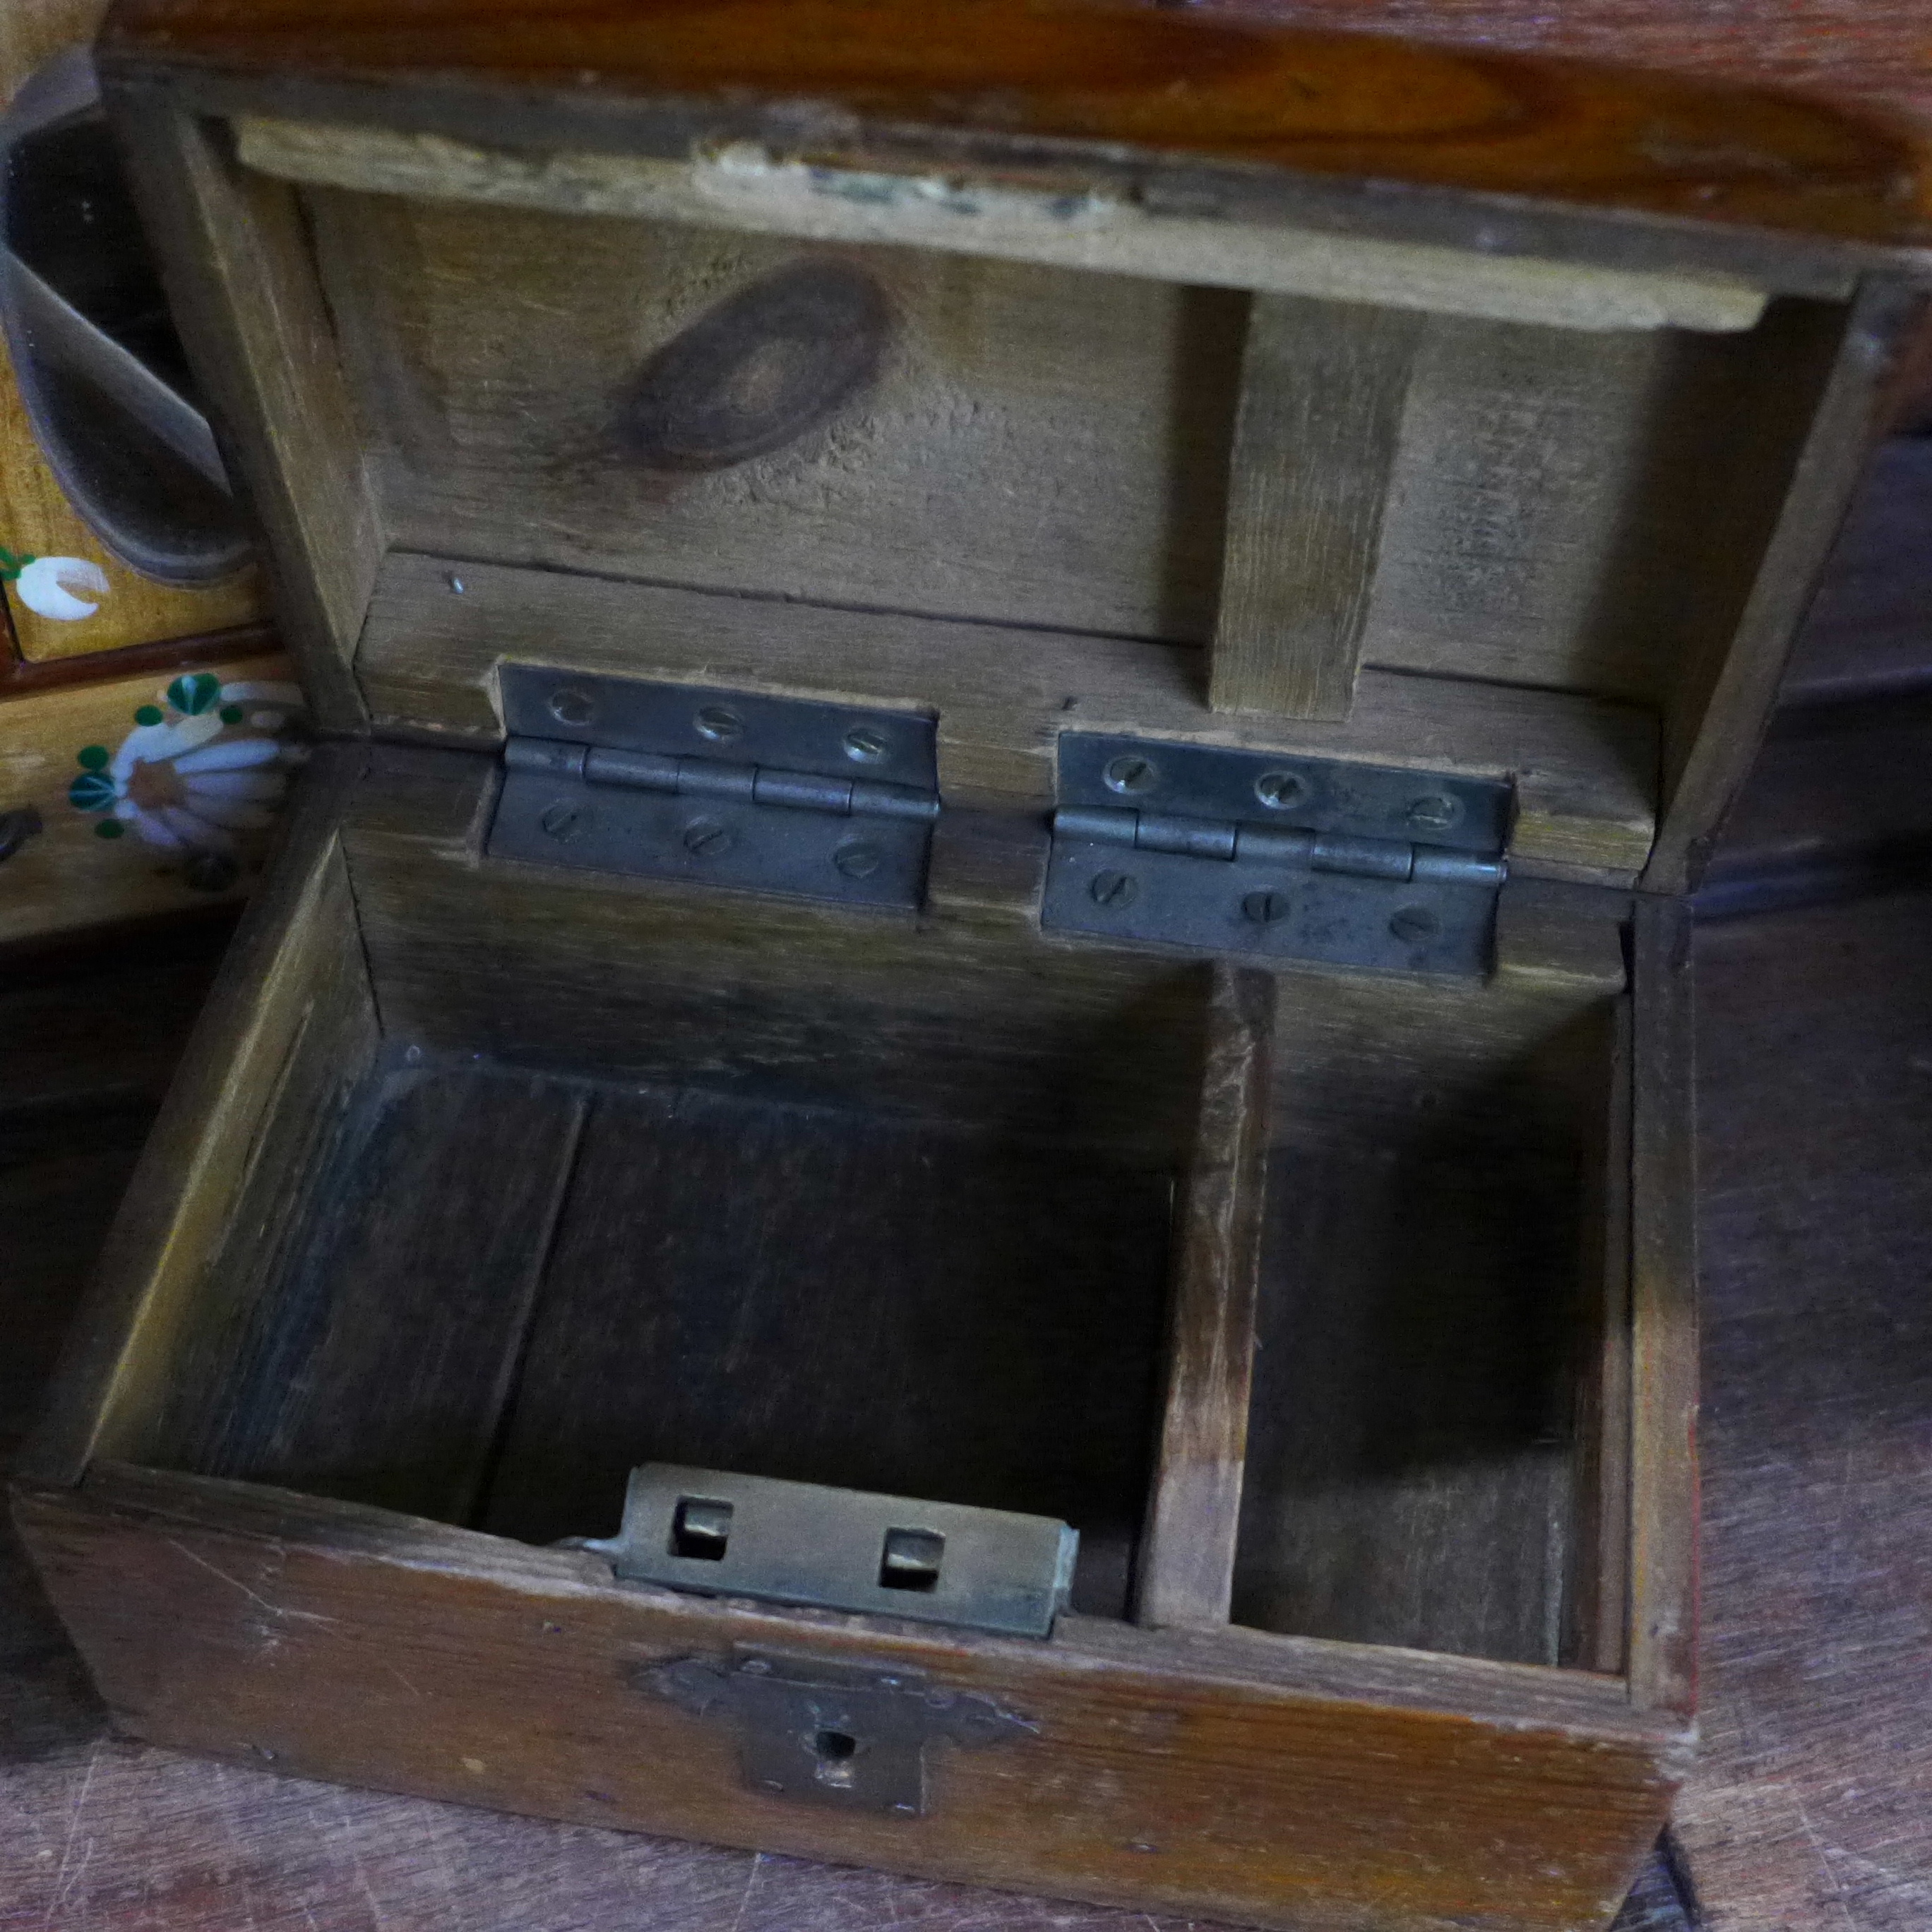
[66,669,308,890]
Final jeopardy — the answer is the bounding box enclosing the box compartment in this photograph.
[90,751,1633,1674]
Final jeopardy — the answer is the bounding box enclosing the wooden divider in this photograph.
[1133,962,1276,1628]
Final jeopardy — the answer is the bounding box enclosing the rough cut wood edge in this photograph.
[13,1461,1686,1931]
[16,743,374,1488]
[1627,897,1698,1715]
[357,551,1661,889]
[1135,965,1275,1629]
[1647,277,1932,895]
[1210,299,1419,722]
[102,94,384,737]
[233,116,1770,336]
[1493,879,1630,991]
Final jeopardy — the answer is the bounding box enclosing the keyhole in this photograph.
[811,1727,860,1788]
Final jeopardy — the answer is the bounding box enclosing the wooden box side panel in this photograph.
[17,744,380,1486]
[16,1464,1685,1932]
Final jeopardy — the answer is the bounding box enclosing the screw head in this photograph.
[1407,794,1462,834]
[1253,770,1308,811]
[1102,754,1158,796]
[539,799,585,840]
[842,724,890,764]
[1389,905,1441,945]
[682,817,734,857]
[549,686,595,728]
[694,704,745,744]
[1242,888,1291,925]
[833,839,884,879]
[739,1659,773,1676]
[1090,869,1139,910]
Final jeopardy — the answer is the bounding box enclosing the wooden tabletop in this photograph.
[7,455,1932,1930]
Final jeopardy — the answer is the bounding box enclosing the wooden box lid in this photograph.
[97,0,1932,893]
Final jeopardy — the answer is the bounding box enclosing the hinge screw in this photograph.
[1102,754,1158,796]
[1389,905,1441,944]
[1406,794,1462,833]
[1253,770,1308,811]
[549,687,595,728]
[1090,869,1139,909]
[683,818,734,857]
[539,800,585,840]
[834,839,884,879]
[694,704,745,744]
[1242,889,1291,925]
[843,725,890,764]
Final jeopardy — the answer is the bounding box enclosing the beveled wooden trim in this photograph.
[16,741,374,1487]
[1210,297,1419,722]
[1626,895,1699,1715]
[1135,963,1274,1629]
[102,93,382,735]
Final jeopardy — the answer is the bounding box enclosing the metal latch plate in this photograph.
[488,667,938,911]
[644,1648,1036,1815]
[589,1465,1078,1639]
[1044,734,1512,977]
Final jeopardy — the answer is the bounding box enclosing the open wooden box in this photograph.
[16,5,1931,1928]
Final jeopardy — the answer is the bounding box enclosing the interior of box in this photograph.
[131,794,1628,1670]
[284,172,1848,833]
[102,131,1739,1677]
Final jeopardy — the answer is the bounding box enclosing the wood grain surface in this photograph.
[98,0,1932,249]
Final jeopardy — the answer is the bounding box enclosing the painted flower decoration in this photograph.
[0,545,111,620]
[67,671,309,890]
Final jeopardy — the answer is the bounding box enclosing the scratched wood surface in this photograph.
[5,440,1931,1924]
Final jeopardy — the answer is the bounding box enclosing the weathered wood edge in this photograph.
[1626,897,1698,1716]
[13,743,373,1489]
[1647,276,1932,894]
[90,52,1892,304]
[1135,964,1275,1629]
[91,4,1932,262]
[37,1459,1686,1746]
[102,92,382,736]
